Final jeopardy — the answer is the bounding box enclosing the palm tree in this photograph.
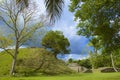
[16,0,64,23]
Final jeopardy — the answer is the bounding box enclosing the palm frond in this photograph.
[16,0,64,23]
[16,0,28,7]
[44,0,64,23]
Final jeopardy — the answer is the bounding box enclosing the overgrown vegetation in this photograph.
[68,49,120,70]
[0,48,74,76]
[69,0,120,72]
[0,0,120,79]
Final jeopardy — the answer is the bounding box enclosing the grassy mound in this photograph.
[0,48,73,76]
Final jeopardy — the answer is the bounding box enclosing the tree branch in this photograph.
[0,16,15,31]
[0,47,14,58]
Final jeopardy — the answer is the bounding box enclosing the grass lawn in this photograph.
[0,73,120,80]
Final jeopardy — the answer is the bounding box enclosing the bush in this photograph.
[77,59,92,69]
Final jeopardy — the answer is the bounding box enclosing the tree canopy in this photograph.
[42,30,70,58]
[69,0,120,72]
[69,0,120,52]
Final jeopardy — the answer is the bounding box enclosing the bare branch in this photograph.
[0,47,14,58]
[0,16,15,31]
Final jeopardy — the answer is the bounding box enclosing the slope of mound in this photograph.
[0,48,73,76]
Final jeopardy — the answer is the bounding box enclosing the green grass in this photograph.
[0,73,120,80]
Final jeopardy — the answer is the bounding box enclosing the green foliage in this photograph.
[68,51,120,69]
[113,49,120,67]
[89,49,120,69]
[69,0,120,71]
[89,53,111,69]
[68,58,73,63]
[69,0,120,53]
[77,59,92,69]
[88,37,102,54]
[42,30,70,58]
[0,36,13,48]
[68,58,92,69]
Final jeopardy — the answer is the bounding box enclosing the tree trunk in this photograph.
[92,65,94,72]
[89,53,94,71]
[10,42,19,76]
[54,53,57,59]
[94,49,97,54]
[110,53,118,72]
[91,49,97,71]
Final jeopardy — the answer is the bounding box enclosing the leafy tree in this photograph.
[16,0,64,23]
[89,52,111,69]
[88,37,102,69]
[114,50,120,68]
[68,58,73,63]
[0,0,45,75]
[77,59,92,69]
[69,0,120,71]
[42,30,70,58]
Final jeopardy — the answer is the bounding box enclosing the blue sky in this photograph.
[0,0,91,60]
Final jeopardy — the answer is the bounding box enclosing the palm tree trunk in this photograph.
[110,53,118,72]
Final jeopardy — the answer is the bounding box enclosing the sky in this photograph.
[51,0,91,60]
[0,0,91,60]
[35,0,91,60]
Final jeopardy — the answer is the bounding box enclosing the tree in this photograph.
[41,30,70,58]
[68,58,73,63]
[88,37,102,70]
[77,59,92,69]
[69,0,120,72]
[0,0,45,75]
[16,0,64,23]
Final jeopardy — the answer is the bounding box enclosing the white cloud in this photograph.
[34,0,46,14]
[0,46,27,52]
[69,54,87,60]
[58,54,87,61]
[52,24,79,40]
